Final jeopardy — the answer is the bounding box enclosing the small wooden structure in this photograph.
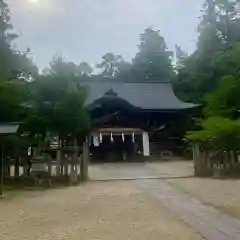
[0,123,19,196]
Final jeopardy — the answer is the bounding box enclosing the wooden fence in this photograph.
[2,142,89,187]
[193,143,240,178]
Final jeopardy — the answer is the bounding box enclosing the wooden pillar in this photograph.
[70,151,78,184]
[0,145,4,196]
[4,160,10,177]
[142,132,150,157]
[193,143,200,176]
[23,164,28,177]
[81,141,89,181]
[56,149,61,176]
[47,153,52,177]
[14,153,20,178]
[64,155,69,176]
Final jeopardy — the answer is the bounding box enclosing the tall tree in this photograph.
[96,53,128,77]
[0,0,37,123]
[132,27,174,81]
[0,0,37,79]
[215,0,240,42]
[27,74,89,144]
[197,0,223,55]
[44,54,92,78]
[0,0,17,78]
[43,54,74,77]
[78,62,93,76]
[198,0,240,50]
[174,0,240,103]
[205,74,240,119]
[175,45,188,70]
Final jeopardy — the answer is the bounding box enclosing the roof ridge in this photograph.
[80,80,172,84]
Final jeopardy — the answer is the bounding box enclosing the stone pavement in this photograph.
[137,179,240,240]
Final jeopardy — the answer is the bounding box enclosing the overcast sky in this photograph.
[7,0,203,69]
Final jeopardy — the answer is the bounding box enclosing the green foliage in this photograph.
[26,73,90,141]
[43,54,92,78]
[0,0,91,148]
[96,53,130,77]
[78,62,93,76]
[211,43,240,77]
[205,74,240,118]
[0,79,28,122]
[186,117,240,151]
[0,0,38,80]
[52,88,90,137]
[132,27,174,81]
[174,0,240,103]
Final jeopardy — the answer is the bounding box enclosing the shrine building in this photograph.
[82,80,197,162]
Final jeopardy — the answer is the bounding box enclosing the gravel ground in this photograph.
[0,181,202,240]
[89,161,194,181]
[147,161,194,178]
[2,161,239,240]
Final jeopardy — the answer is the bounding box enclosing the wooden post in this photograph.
[14,153,20,178]
[142,132,150,157]
[56,149,61,176]
[64,155,69,176]
[0,145,4,197]
[81,141,89,181]
[193,142,200,176]
[4,160,10,177]
[46,153,52,177]
[69,140,78,184]
[23,163,28,177]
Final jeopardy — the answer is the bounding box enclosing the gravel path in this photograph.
[0,181,202,240]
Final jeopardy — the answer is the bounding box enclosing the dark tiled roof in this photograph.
[0,123,19,134]
[81,81,197,110]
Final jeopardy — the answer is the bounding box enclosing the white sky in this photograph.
[7,0,203,69]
